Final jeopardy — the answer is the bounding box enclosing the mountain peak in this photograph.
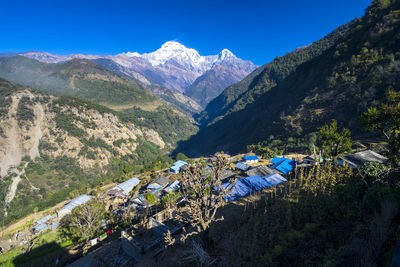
[218,49,236,60]
[161,41,187,50]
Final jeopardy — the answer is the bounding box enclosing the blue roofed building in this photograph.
[270,157,296,175]
[169,160,188,174]
[244,155,260,164]
[223,175,272,202]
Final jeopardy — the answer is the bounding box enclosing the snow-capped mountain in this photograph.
[124,41,242,75]
[15,41,257,104]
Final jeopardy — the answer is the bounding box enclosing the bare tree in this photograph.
[164,230,175,247]
[60,199,106,242]
[180,155,235,239]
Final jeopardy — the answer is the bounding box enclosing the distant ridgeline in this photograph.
[178,0,400,156]
[0,78,196,226]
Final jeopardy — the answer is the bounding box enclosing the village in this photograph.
[0,148,388,266]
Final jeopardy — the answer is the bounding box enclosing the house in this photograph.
[132,187,163,208]
[338,150,387,169]
[101,177,140,199]
[270,157,296,175]
[32,215,53,233]
[223,175,272,202]
[243,155,260,164]
[34,215,52,226]
[32,223,49,234]
[57,194,93,218]
[117,177,140,194]
[245,165,277,177]
[164,180,181,192]
[169,160,188,174]
[303,154,323,165]
[147,176,170,190]
[235,162,250,171]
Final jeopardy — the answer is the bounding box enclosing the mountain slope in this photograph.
[197,20,356,126]
[0,78,197,225]
[0,56,158,107]
[184,51,257,107]
[93,58,202,114]
[16,41,257,105]
[177,0,400,156]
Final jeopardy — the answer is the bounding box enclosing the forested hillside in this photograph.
[178,0,400,156]
[196,19,356,126]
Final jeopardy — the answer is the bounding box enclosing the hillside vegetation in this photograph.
[0,57,156,106]
[0,78,196,226]
[178,0,400,156]
[196,19,356,126]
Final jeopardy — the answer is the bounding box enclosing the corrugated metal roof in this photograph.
[117,177,140,193]
[262,173,287,186]
[62,194,93,211]
[35,215,52,225]
[245,165,277,177]
[164,180,181,192]
[342,150,387,168]
[49,222,60,230]
[147,176,170,190]
[173,160,188,168]
[170,165,180,171]
[235,162,250,171]
[33,223,48,232]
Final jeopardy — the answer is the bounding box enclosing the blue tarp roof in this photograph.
[262,173,287,186]
[235,162,250,171]
[244,155,259,161]
[270,157,296,175]
[62,194,93,211]
[223,175,272,202]
[117,177,140,193]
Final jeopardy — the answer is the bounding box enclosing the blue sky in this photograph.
[0,0,372,65]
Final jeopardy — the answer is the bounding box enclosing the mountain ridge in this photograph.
[14,41,257,105]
